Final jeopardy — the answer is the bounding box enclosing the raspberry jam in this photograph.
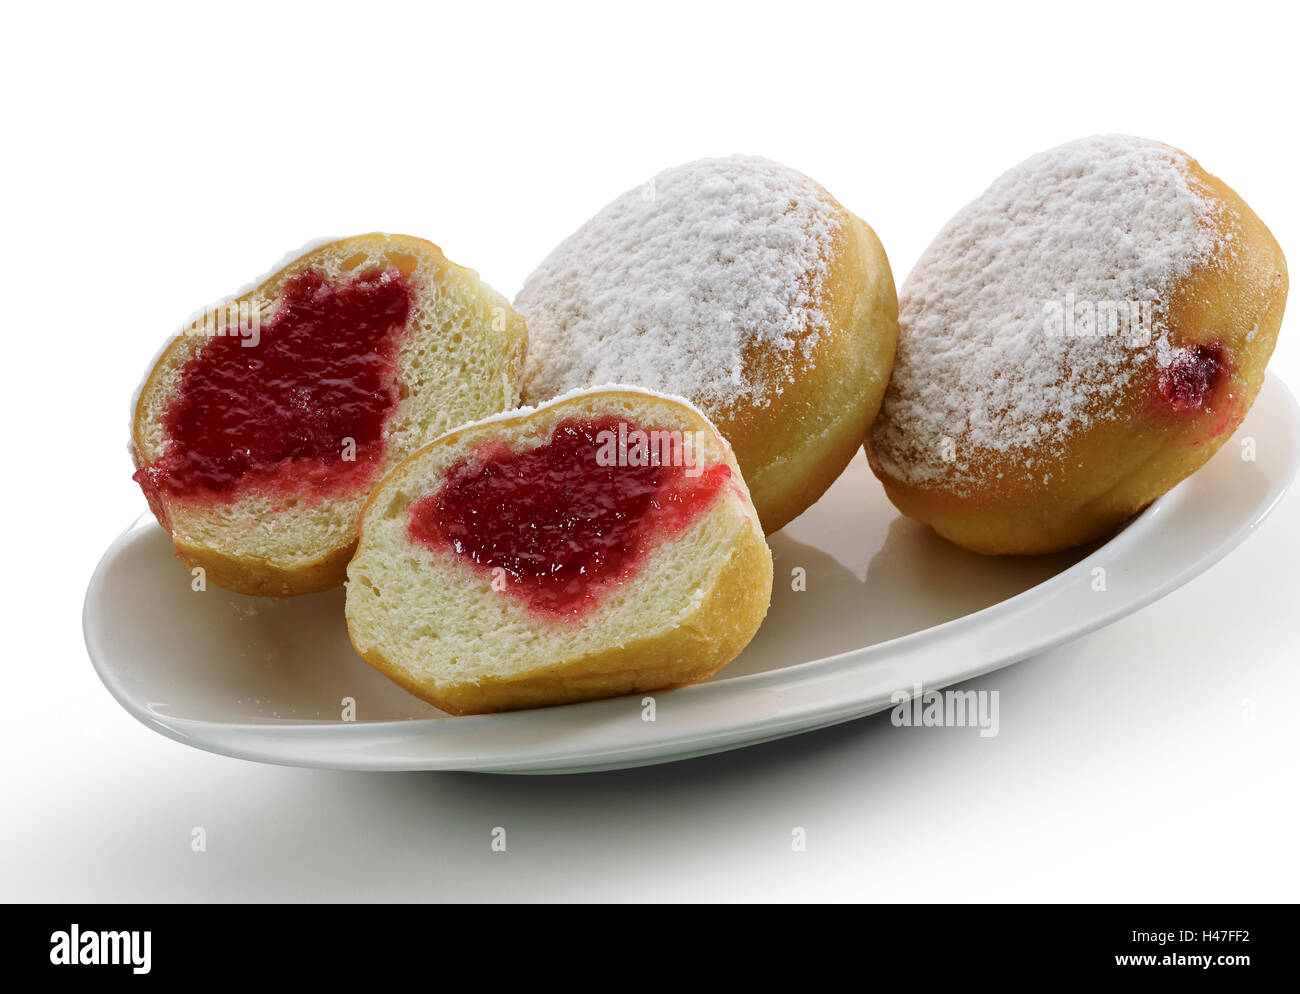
[135,266,413,500]
[1156,342,1230,413]
[407,417,732,618]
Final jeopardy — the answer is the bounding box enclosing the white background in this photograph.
[3,0,1297,901]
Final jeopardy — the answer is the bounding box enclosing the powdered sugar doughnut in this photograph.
[867,135,1287,555]
[516,155,899,533]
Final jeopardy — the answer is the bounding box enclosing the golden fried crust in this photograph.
[356,529,772,715]
[169,537,356,598]
[719,210,899,534]
[869,159,1287,556]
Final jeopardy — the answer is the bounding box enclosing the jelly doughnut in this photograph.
[515,155,899,534]
[344,386,772,714]
[867,135,1287,555]
[131,234,528,595]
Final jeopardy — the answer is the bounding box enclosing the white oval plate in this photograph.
[84,373,1300,774]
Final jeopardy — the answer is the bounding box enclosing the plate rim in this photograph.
[84,372,1300,773]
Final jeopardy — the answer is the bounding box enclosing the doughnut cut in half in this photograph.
[345,386,773,715]
[131,234,528,596]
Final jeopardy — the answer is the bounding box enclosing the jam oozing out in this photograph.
[407,417,732,618]
[136,266,414,499]
[1156,342,1230,413]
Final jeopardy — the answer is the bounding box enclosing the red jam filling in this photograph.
[407,417,732,618]
[135,266,414,500]
[1156,342,1230,413]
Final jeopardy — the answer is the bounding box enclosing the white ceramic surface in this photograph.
[84,374,1300,774]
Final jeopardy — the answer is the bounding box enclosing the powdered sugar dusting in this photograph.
[515,155,842,412]
[870,135,1229,490]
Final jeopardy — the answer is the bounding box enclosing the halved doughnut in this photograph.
[344,386,773,714]
[131,233,528,595]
